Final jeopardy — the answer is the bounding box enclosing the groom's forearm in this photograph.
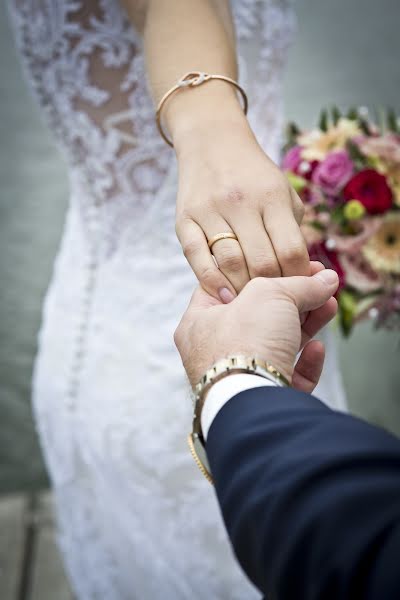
[120,0,246,150]
[207,387,400,598]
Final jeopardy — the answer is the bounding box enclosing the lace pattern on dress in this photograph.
[7,2,296,598]
[9,0,295,252]
[8,0,171,255]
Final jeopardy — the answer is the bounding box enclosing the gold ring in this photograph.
[208,232,238,251]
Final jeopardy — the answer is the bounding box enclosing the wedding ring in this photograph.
[208,232,238,251]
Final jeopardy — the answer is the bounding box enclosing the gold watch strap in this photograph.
[189,356,290,484]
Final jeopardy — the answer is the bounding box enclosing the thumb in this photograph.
[278,269,339,313]
[187,285,222,311]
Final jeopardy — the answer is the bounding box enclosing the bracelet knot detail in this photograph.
[156,72,248,147]
[177,71,212,87]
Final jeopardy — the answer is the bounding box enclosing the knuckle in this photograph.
[297,200,306,221]
[247,277,272,296]
[264,179,292,209]
[175,216,187,238]
[248,277,286,304]
[173,323,183,349]
[267,173,290,196]
[175,220,182,238]
[181,239,202,259]
[250,263,268,278]
[280,242,307,266]
[173,328,180,348]
[293,197,305,223]
[199,265,220,288]
[217,247,245,273]
[250,254,280,278]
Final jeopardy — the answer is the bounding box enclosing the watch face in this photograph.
[193,435,212,477]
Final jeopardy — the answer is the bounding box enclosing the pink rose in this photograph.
[282,146,303,172]
[282,145,319,181]
[312,150,354,195]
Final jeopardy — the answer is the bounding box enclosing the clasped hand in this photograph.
[175,262,339,393]
[175,119,309,303]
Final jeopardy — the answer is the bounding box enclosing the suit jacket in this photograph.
[206,387,400,599]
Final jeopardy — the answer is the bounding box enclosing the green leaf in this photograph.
[358,118,371,135]
[286,172,308,193]
[346,140,366,165]
[366,155,382,169]
[347,107,359,121]
[310,220,325,231]
[331,205,346,225]
[315,204,330,213]
[331,105,341,125]
[286,122,301,145]
[287,121,301,136]
[378,106,387,134]
[338,289,357,336]
[319,109,329,132]
[387,107,399,133]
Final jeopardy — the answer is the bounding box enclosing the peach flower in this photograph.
[362,213,400,274]
[357,134,400,164]
[339,254,383,293]
[329,217,384,255]
[299,119,361,161]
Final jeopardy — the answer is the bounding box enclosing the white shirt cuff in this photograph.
[201,374,277,440]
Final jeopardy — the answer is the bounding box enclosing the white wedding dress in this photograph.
[8,1,346,598]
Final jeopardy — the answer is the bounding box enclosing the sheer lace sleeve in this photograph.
[7,0,295,253]
[7,0,172,219]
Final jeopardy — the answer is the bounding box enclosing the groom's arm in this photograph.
[205,381,400,599]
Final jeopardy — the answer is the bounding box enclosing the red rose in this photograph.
[343,169,393,214]
[302,159,320,181]
[309,242,346,291]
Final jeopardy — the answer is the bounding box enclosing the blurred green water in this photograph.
[0,0,399,493]
[0,3,68,491]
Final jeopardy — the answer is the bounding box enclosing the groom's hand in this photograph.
[174,262,339,393]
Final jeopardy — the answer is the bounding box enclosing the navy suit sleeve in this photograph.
[206,387,400,600]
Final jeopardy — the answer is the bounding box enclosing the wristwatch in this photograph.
[188,356,290,484]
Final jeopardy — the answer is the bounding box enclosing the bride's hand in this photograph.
[174,112,309,303]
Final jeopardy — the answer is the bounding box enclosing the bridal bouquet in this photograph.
[282,107,400,335]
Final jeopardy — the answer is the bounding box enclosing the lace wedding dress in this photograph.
[8,1,346,598]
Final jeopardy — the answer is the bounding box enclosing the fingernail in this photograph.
[315,269,338,285]
[219,287,235,304]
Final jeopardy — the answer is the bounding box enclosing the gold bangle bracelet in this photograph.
[155,71,249,147]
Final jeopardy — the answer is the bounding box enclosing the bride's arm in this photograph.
[122,0,309,302]
[122,0,240,148]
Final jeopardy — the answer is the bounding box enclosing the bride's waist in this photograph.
[66,165,178,253]
[57,195,184,275]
